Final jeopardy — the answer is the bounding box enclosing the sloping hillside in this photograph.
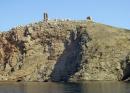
[0,20,130,82]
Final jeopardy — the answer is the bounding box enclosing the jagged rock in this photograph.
[0,20,130,82]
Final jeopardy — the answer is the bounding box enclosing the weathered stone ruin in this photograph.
[43,12,48,22]
[87,16,93,21]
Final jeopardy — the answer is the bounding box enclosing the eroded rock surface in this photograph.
[0,20,130,81]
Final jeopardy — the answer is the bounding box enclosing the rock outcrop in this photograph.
[0,20,130,82]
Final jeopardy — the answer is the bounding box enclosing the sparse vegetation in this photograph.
[0,20,130,81]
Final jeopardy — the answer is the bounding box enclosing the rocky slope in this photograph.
[0,20,130,82]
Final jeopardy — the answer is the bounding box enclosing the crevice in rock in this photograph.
[50,26,91,82]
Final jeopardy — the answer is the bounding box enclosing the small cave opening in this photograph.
[121,54,130,81]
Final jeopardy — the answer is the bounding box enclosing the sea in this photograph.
[0,81,130,93]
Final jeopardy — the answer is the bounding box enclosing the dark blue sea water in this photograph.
[0,81,130,93]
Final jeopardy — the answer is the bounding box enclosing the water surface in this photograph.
[0,81,130,93]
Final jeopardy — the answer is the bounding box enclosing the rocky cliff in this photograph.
[0,20,130,82]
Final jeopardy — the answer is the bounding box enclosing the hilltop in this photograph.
[0,18,130,82]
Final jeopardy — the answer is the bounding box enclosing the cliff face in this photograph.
[0,20,130,82]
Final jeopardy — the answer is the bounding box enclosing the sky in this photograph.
[0,0,130,31]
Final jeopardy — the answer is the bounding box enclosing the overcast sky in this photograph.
[0,0,130,31]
